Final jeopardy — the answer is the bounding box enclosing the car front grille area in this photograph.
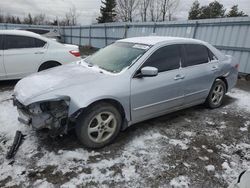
[13,98,69,133]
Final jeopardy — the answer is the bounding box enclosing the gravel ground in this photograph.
[0,79,249,188]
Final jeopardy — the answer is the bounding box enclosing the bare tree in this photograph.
[33,14,46,25]
[116,0,139,22]
[0,10,4,23]
[160,0,180,21]
[63,6,79,26]
[139,0,150,22]
[149,0,162,22]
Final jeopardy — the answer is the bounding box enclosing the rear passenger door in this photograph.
[3,35,47,79]
[181,44,219,105]
[131,44,184,122]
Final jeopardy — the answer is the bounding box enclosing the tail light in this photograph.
[235,64,239,70]
[69,50,81,57]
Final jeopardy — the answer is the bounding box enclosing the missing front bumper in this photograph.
[14,98,69,132]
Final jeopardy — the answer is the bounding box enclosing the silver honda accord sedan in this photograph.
[13,36,238,148]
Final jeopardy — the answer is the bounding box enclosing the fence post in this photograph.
[104,24,107,46]
[89,25,92,47]
[153,22,157,34]
[124,23,128,38]
[62,27,66,43]
[79,26,82,46]
[192,21,199,39]
[70,26,73,44]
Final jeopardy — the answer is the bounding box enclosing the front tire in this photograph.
[76,102,122,148]
[205,79,226,109]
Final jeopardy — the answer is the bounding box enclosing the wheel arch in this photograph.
[217,76,228,92]
[71,98,129,130]
[38,61,61,72]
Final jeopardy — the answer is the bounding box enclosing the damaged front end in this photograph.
[13,97,70,136]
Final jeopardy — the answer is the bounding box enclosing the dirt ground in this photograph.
[0,78,249,187]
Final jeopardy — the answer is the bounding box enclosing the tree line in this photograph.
[188,1,248,20]
[0,0,248,25]
[98,0,248,23]
[97,0,180,23]
[0,7,78,26]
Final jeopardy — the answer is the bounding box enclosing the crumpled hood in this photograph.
[14,63,108,104]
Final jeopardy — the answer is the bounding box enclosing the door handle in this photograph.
[34,51,44,54]
[211,65,218,71]
[174,74,185,80]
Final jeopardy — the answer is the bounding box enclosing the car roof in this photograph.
[0,29,44,39]
[118,36,205,46]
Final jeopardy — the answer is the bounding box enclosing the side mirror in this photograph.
[138,66,158,78]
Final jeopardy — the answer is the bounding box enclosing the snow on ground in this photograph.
[170,176,190,188]
[0,87,250,187]
[228,88,250,111]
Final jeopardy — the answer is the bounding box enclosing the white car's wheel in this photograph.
[76,102,122,148]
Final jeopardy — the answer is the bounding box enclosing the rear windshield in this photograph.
[85,42,150,73]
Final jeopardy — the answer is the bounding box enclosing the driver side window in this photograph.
[142,44,181,72]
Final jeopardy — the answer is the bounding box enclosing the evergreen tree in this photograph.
[16,17,21,24]
[227,5,248,17]
[188,0,226,19]
[97,0,117,23]
[188,1,201,20]
[199,1,225,19]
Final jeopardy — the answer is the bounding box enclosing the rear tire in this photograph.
[76,102,122,148]
[205,79,226,109]
[38,62,61,72]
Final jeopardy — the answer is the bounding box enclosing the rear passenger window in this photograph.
[35,39,46,47]
[183,44,209,67]
[5,35,37,49]
[142,45,181,72]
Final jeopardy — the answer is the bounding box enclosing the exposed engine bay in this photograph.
[13,98,70,136]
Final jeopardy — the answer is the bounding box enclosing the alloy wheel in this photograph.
[87,112,117,143]
[211,84,224,105]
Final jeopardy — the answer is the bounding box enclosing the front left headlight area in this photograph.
[15,98,70,135]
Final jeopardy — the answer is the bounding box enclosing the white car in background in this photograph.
[0,30,81,80]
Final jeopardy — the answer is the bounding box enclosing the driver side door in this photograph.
[130,44,185,123]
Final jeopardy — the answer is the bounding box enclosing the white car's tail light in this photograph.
[69,50,81,57]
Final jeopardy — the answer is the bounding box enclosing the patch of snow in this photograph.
[240,127,248,132]
[170,176,190,188]
[184,118,192,123]
[122,165,138,181]
[0,90,23,138]
[33,179,54,188]
[169,139,189,150]
[240,121,249,132]
[183,162,191,168]
[199,156,209,161]
[205,120,215,126]
[222,161,232,171]
[182,131,195,137]
[207,149,213,153]
[228,89,250,112]
[205,165,215,172]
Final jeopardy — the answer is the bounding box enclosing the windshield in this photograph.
[85,42,150,73]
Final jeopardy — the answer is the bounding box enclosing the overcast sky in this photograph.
[0,0,249,25]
